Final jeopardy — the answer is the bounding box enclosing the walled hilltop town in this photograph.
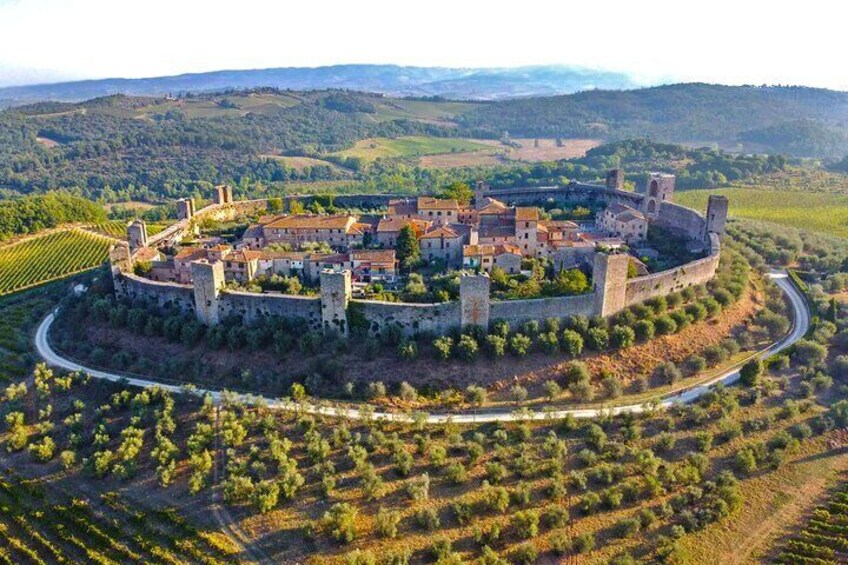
[109,170,728,337]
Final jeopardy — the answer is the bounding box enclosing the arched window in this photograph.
[649,180,659,197]
[647,200,657,214]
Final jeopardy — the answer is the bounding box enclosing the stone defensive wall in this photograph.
[624,233,721,306]
[351,299,461,336]
[489,292,597,327]
[114,184,726,337]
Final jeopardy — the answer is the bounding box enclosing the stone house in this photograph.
[596,203,648,243]
[463,243,523,274]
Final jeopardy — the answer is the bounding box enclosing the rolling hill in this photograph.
[0,64,640,106]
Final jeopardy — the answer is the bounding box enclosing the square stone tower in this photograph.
[214,185,233,205]
[320,270,352,336]
[605,169,624,190]
[642,173,675,218]
[176,198,195,220]
[705,194,729,239]
[127,220,148,252]
[474,180,489,210]
[460,273,491,330]
[108,244,132,298]
[192,260,225,325]
[592,252,630,318]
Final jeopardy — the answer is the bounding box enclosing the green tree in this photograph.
[739,359,763,387]
[395,225,420,270]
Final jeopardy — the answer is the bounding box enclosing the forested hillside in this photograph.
[1,85,847,203]
[459,84,848,156]
[0,192,106,241]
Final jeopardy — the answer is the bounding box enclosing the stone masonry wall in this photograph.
[219,291,322,329]
[489,293,595,326]
[352,299,461,337]
[624,233,721,306]
[117,272,195,313]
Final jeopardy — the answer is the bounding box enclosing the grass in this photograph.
[333,136,495,161]
[675,187,848,238]
[0,229,111,296]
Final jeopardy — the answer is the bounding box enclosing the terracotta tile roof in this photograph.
[259,250,307,260]
[228,250,261,263]
[514,207,539,221]
[421,225,460,239]
[376,218,431,233]
[208,244,232,252]
[417,196,459,210]
[134,247,161,263]
[263,214,357,230]
[173,247,206,261]
[541,220,580,230]
[496,243,521,255]
[479,225,515,239]
[606,203,646,221]
[351,249,396,263]
[387,200,418,216]
[463,244,494,256]
[307,253,349,264]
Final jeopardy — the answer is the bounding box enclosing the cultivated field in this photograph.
[333,136,496,162]
[676,188,848,238]
[0,229,112,296]
[259,154,350,172]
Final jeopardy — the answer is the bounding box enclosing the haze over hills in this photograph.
[0,64,642,106]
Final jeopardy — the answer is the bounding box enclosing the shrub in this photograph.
[685,355,707,375]
[610,325,635,350]
[512,509,540,539]
[794,339,827,367]
[485,334,507,357]
[601,374,623,398]
[586,327,609,351]
[539,331,560,353]
[739,359,763,386]
[457,334,479,361]
[323,503,358,543]
[367,381,387,399]
[433,336,453,360]
[460,386,486,409]
[414,507,440,530]
[406,473,430,501]
[511,544,538,565]
[510,334,532,356]
[561,329,584,357]
[569,379,594,402]
[397,340,418,360]
[654,315,677,335]
[510,385,528,403]
[634,319,655,341]
[486,462,509,484]
[653,362,682,385]
[429,536,452,561]
[574,532,595,553]
[398,381,418,402]
[695,431,714,452]
[537,380,561,402]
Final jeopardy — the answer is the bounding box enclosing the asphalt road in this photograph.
[35,272,809,424]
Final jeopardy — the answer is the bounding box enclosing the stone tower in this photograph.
[192,260,225,325]
[108,244,131,298]
[460,273,491,330]
[642,173,675,218]
[320,270,352,336]
[605,169,624,190]
[127,220,148,252]
[474,180,488,211]
[176,198,195,220]
[592,252,630,318]
[214,185,233,205]
[705,195,729,240]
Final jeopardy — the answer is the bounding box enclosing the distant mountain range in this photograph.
[0,64,642,106]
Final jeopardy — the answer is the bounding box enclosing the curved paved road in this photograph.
[35,272,808,424]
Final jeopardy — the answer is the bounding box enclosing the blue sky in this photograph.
[0,0,845,89]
